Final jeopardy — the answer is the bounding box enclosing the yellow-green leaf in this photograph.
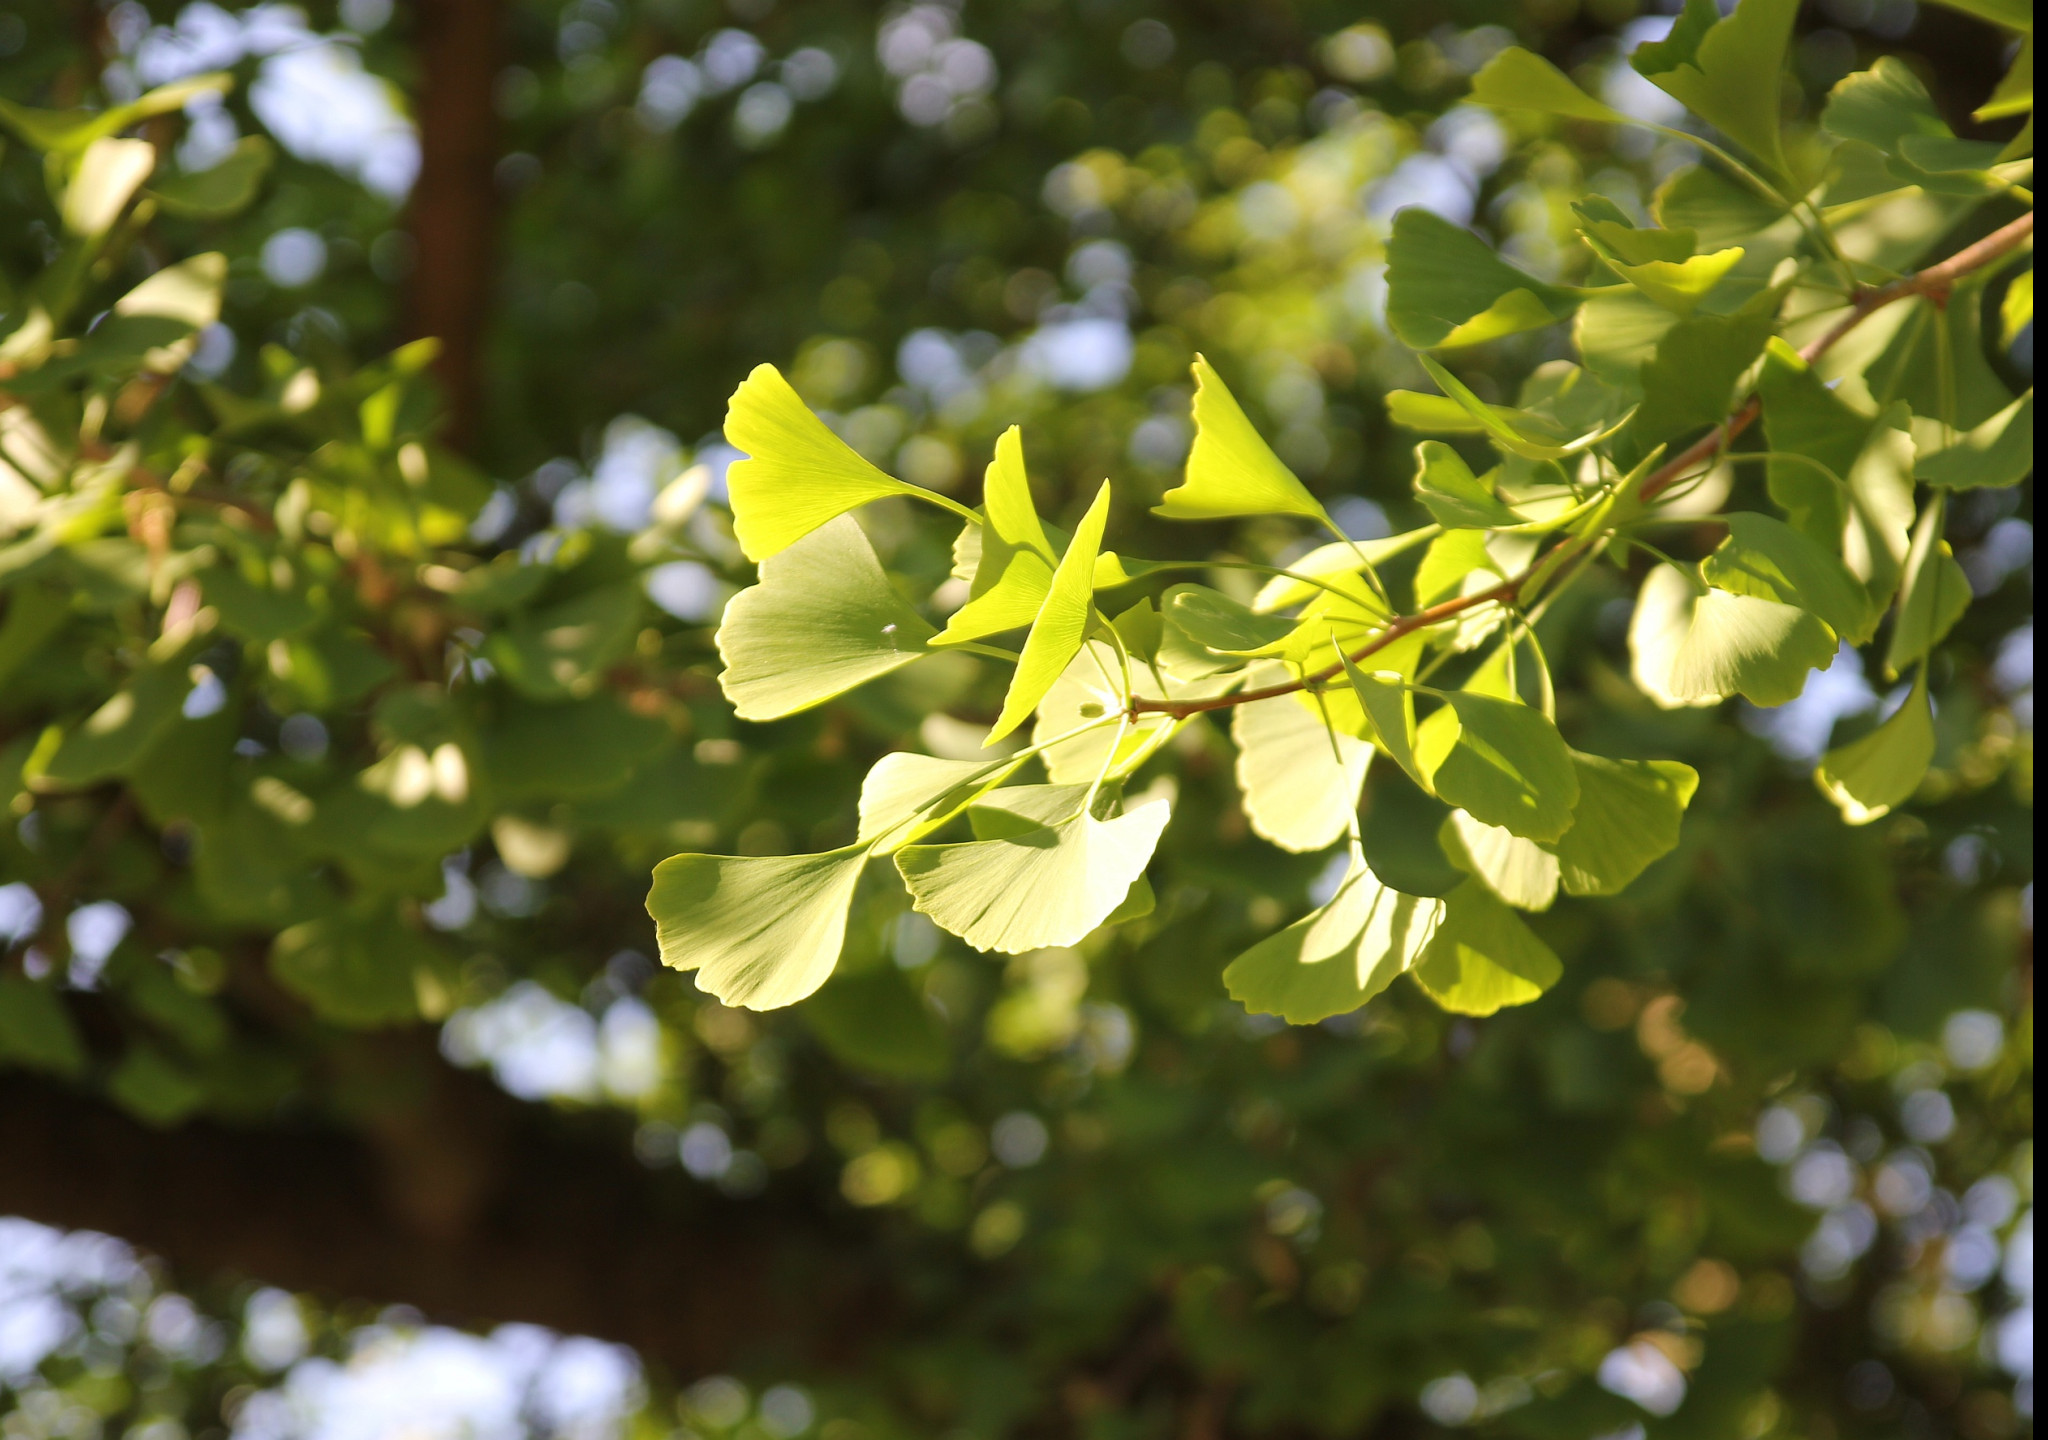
[1232,667,1373,854]
[1816,673,1935,824]
[1702,511,1875,644]
[1415,692,1579,842]
[1885,502,1971,676]
[938,425,1059,642]
[1631,0,1799,184]
[990,481,1111,743]
[1387,210,1583,350]
[1411,879,1563,1016]
[646,844,869,1009]
[1549,752,1698,896]
[1917,391,2034,490]
[1153,356,1329,522]
[1224,850,1446,1023]
[1468,47,1631,124]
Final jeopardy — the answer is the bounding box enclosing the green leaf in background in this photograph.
[1702,511,1875,643]
[646,844,869,1009]
[269,913,433,1026]
[1411,879,1563,1015]
[1468,47,1631,124]
[1917,391,2034,489]
[1411,441,1520,529]
[1550,752,1699,896]
[43,661,193,786]
[1816,673,1936,824]
[1152,356,1329,522]
[0,72,226,154]
[896,790,1170,953]
[202,565,318,643]
[1885,502,1972,676]
[0,583,69,690]
[722,363,932,562]
[1413,529,1497,608]
[802,968,949,1082]
[1921,0,2030,31]
[1232,673,1373,854]
[1627,310,1774,453]
[1386,210,1582,351]
[1631,0,1799,183]
[1669,588,1839,707]
[147,136,273,217]
[717,515,937,721]
[1224,851,1446,1023]
[1443,810,1560,910]
[1359,770,1463,896]
[1757,338,1870,544]
[1976,33,2034,120]
[61,136,154,237]
[938,426,1058,641]
[480,695,669,802]
[857,752,1023,853]
[989,480,1111,743]
[485,583,640,700]
[0,976,87,1078]
[1415,692,1579,842]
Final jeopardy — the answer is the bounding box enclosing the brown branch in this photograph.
[1133,209,2036,723]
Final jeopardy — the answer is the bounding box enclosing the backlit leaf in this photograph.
[1630,564,1720,708]
[1627,309,1774,453]
[62,136,155,236]
[1468,47,1631,124]
[1411,879,1563,1015]
[857,752,1025,854]
[1916,391,2034,490]
[1232,666,1372,854]
[646,844,869,1009]
[1386,210,1582,351]
[1670,587,1838,707]
[1631,0,1799,183]
[1757,338,1870,544]
[1885,502,1971,676]
[1702,512,1875,643]
[1339,653,1427,790]
[896,792,1170,953]
[990,481,1111,743]
[1412,441,1521,529]
[1815,674,1935,824]
[1251,529,1435,613]
[1550,752,1698,896]
[718,515,937,721]
[1415,692,1579,842]
[723,363,933,562]
[1224,850,1446,1023]
[1153,356,1329,522]
[148,135,273,217]
[939,426,1059,642]
[1444,810,1560,911]
[1416,356,1627,461]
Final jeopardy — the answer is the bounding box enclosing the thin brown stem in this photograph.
[1131,209,2035,722]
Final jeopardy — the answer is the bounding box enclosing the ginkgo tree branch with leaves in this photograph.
[651,0,2033,1028]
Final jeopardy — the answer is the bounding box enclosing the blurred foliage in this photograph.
[0,0,2035,1438]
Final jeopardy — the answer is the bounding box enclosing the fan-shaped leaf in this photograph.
[646,844,869,1009]
[990,481,1111,743]
[1885,503,1971,676]
[1388,210,1583,350]
[1917,391,2034,489]
[1233,668,1373,854]
[1550,752,1698,896]
[1411,879,1563,1015]
[939,426,1059,642]
[1444,810,1560,910]
[1469,47,1631,124]
[1631,0,1798,183]
[1154,356,1329,522]
[1816,674,1935,824]
[1702,511,1875,644]
[1224,851,1446,1023]
[1415,692,1579,842]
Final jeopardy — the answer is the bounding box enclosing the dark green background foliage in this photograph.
[0,0,2032,1437]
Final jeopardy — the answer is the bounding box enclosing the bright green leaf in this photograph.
[1669,586,1839,707]
[1468,47,1631,124]
[1999,271,2033,350]
[1885,502,1972,676]
[1627,309,1774,453]
[1232,667,1373,854]
[939,426,1059,642]
[857,752,1024,854]
[1550,752,1698,896]
[1415,692,1579,842]
[1631,0,1799,183]
[61,136,155,236]
[1416,356,1627,461]
[1412,440,1522,529]
[1224,850,1446,1023]
[1339,652,1427,790]
[990,481,1111,743]
[1386,210,1582,351]
[1758,338,1870,544]
[1444,809,1560,910]
[646,844,869,1009]
[1702,511,1875,643]
[896,792,1170,953]
[1153,356,1329,522]
[723,363,934,562]
[1815,673,1935,824]
[1631,564,1719,708]
[718,515,937,721]
[1411,879,1563,1016]
[1976,35,2034,121]
[1251,528,1435,613]
[1917,391,2034,489]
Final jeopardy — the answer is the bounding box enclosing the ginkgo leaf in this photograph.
[1415,691,1579,842]
[723,364,936,562]
[1030,639,1197,783]
[1631,0,1799,184]
[1411,879,1563,1016]
[857,752,1026,854]
[1412,441,1522,529]
[1153,356,1330,522]
[43,662,194,786]
[1669,587,1838,707]
[1250,528,1437,613]
[1468,47,1631,124]
[1701,512,1875,644]
[895,793,1171,953]
[1444,809,1560,911]
[148,135,273,217]
[1233,666,1373,854]
[1360,770,1464,897]
[1630,564,1721,708]
[1413,529,1499,608]
[1388,210,1584,350]
[1885,502,1971,676]
[1339,653,1427,790]
[1549,752,1698,896]
[1815,673,1935,824]
[1823,57,1953,156]
[62,136,155,237]
[1416,356,1628,461]
[1224,850,1446,1023]
[1166,586,1298,656]
[647,844,869,1009]
[1757,338,1870,544]
[1917,391,2034,489]
[1578,214,1745,315]
[990,481,1112,743]
[938,426,1059,642]
[717,515,937,720]
[1843,412,1917,613]
[1974,32,2032,121]
[1626,310,1774,453]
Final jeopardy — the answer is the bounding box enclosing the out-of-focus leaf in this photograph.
[146,136,272,216]
[485,582,640,699]
[1411,879,1563,1015]
[1360,770,1463,897]
[647,845,869,1009]
[803,968,949,1081]
[1917,391,2034,489]
[1631,0,1799,183]
[1976,34,2034,120]
[718,515,936,721]
[270,913,434,1025]
[61,137,155,236]
[1468,47,1631,124]
[43,662,193,786]
[0,977,87,1078]
[480,695,670,802]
